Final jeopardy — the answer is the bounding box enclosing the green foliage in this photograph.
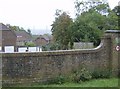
[27,29,32,35]
[70,68,92,83]
[51,11,73,50]
[46,75,66,84]
[72,0,118,46]
[42,43,61,51]
[91,70,112,79]
[71,11,103,46]
[6,24,25,31]
[41,69,112,85]
[2,78,118,87]
[42,45,47,51]
[74,0,110,16]
[25,42,35,47]
[106,6,119,30]
[48,43,61,50]
[51,1,119,48]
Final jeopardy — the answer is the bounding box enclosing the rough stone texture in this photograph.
[105,30,120,76]
[1,30,120,86]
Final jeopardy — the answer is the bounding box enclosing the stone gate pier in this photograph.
[105,30,120,76]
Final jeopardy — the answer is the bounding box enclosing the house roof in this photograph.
[0,23,17,37]
[35,34,52,41]
[15,30,32,41]
[32,35,40,40]
[42,34,53,41]
[0,23,10,30]
[42,35,50,41]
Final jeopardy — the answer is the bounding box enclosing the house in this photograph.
[0,23,17,52]
[15,30,32,47]
[33,34,53,46]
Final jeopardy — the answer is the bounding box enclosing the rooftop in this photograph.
[0,23,10,30]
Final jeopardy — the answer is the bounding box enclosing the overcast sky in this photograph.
[0,0,119,34]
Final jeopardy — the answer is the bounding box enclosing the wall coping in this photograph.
[1,43,103,57]
[105,30,120,33]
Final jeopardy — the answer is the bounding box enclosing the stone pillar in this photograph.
[0,29,2,89]
[105,30,120,76]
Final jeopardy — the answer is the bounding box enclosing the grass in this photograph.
[28,78,118,87]
[2,78,119,89]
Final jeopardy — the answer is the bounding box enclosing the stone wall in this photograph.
[105,30,120,76]
[1,30,120,86]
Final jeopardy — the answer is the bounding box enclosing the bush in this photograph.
[71,68,92,83]
[42,43,61,51]
[92,70,111,79]
[25,42,35,47]
[46,75,66,84]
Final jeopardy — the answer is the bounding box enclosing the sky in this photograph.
[0,0,119,34]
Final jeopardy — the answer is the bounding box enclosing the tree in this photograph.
[72,0,111,46]
[51,11,73,50]
[74,0,108,16]
[27,29,32,35]
[106,6,120,30]
[6,24,25,31]
[51,0,118,49]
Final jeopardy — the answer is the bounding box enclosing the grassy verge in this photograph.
[29,78,118,87]
[2,78,118,89]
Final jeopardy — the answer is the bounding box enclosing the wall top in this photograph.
[105,30,120,33]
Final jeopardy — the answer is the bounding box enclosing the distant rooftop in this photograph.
[0,23,10,30]
[35,34,52,41]
[14,30,32,41]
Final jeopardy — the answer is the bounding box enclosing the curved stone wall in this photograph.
[2,30,120,86]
